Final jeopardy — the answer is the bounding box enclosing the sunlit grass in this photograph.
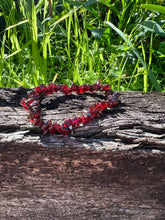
[0,0,164,91]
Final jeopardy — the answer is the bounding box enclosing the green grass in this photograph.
[0,0,165,91]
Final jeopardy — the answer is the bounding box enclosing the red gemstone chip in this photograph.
[20,82,119,135]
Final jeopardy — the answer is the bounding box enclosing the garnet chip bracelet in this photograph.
[20,81,119,135]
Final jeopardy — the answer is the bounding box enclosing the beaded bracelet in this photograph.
[20,81,119,135]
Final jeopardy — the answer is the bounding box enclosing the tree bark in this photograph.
[0,87,165,219]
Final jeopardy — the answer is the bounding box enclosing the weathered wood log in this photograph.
[0,87,165,219]
[0,87,165,150]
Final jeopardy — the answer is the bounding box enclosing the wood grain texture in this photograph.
[0,87,165,219]
[0,146,165,219]
[0,87,164,151]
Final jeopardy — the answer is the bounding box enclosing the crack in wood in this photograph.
[0,88,165,151]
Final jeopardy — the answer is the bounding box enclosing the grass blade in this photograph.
[50,6,82,31]
[138,20,165,38]
[5,20,29,31]
[141,4,165,14]
[105,21,161,92]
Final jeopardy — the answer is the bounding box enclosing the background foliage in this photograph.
[0,0,165,91]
